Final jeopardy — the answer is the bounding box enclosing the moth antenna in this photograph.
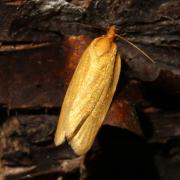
[116,34,155,63]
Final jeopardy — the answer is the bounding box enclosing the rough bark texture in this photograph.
[0,0,180,179]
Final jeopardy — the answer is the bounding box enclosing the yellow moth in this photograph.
[54,25,121,155]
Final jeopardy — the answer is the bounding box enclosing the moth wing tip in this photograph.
[54,132,65,146]
[69,138,90,156]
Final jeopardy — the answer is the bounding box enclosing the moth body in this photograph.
[55,26,121,155]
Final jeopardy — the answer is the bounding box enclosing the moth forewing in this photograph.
[54,46,92,146]
[70,53,121,155]
[64,38,117,135]
[54,26,121,155]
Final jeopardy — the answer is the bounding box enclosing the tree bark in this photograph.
[0,0,180,179]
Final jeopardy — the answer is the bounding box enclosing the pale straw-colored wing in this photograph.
[69,52,121,155]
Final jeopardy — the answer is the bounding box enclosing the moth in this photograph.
[54,25,153,155]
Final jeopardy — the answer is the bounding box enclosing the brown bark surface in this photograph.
[0,0,180,179]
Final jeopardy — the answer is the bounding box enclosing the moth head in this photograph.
[106,25,116,41]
